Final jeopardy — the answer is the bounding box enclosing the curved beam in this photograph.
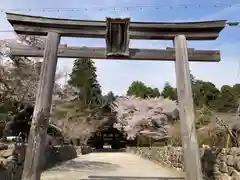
[6,13,226,40]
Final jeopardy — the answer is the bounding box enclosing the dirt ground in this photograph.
[41,152,185,180]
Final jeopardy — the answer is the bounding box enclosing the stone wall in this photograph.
[76,146,92,155]
[42,144,77,170]
[126,146,240,180]
[0,142,25,180]
[0,142,77,180]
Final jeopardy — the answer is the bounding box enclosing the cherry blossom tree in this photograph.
[0,37,64,119]
[110,96,179,140]
[52,84,108,145]
[61,114,107,145]
[0,57,40,104]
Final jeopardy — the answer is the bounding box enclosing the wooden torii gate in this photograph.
[5,13,226,180]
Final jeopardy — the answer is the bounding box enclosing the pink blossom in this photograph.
[110,96,178,139]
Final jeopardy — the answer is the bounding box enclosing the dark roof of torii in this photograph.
[6,12,226,40]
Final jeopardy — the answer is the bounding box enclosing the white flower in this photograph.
[110,96,178,139]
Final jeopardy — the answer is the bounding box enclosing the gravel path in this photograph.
[41,152,185,180]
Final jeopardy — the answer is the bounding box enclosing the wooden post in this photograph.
[21,32,60,180]
[174,35,203,180]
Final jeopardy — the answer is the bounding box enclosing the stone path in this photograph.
[41,152,185,180]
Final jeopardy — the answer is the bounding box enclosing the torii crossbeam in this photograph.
[10,44,220,62]
[4,12,226,180]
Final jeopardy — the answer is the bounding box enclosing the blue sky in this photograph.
[0,0,240,95]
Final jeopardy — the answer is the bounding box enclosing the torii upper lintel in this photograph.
[6,12,226,40]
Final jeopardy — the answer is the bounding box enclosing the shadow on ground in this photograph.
[47,159,120,172]
[86,176,185,180]
[92,148,125,153]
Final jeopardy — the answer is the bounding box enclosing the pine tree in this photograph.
[68,57,102,107]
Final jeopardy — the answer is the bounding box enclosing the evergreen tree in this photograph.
[68,57,102,107]
[127,81,160,98]
[161,82,177,100]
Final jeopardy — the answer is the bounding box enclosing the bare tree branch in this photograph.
[203,105,239,147]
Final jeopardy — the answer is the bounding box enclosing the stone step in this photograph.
[83,176,185,180]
